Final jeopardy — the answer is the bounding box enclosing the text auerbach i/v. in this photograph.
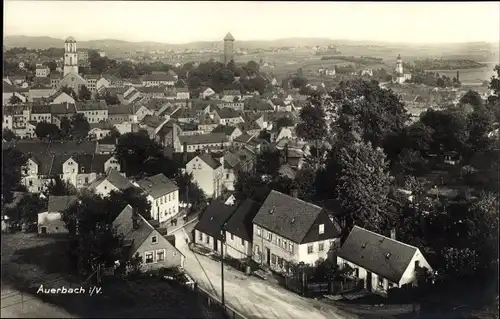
[37,284,102,295]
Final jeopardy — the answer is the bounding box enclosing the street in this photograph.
[173,228,357,319]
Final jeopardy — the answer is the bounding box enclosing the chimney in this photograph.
[183,142,188,164]
[284,143,289,164]
[132,207,139,230]
[390,228,396,240]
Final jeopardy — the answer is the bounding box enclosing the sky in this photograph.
[4,1,500,44]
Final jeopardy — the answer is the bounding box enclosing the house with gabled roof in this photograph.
[213,108,244,126]
[211,125,242,141]
[223,199,262,260]
[49,91,75,104]
[140,73,176,87]
[251,190,341,271]
[75,100,108,123]
[38,195,78,234]
[88,168,135,197]
[113,205,185,271]
[185,153,224,198]
[28,83,56,102]
[133,173,180,225]
[336,226,433,295]
[193,200,237,254]
[175,133,230,153]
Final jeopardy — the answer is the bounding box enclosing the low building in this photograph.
[185,153,224,198]
[88,168,134,197]
[336,226,433,295]
[75,100,108,123]
[38,195,78,234]
[113,205,185,271]
[193,200,236,254]
[223,199,261,260]
[175,133,230,153]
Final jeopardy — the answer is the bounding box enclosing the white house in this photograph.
[134,173,179,225]
[185,153,224,198]
[251,190,341,271]
[38,195,78,234]
[336,226,433,295]
[202,87,216,99]
[223,199,261,260]
[88,168,134,197]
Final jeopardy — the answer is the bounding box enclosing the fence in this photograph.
[196,285,248,319]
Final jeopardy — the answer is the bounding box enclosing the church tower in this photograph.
[395,54,403,75]
[64,36,79,76]
[223,32,235,64]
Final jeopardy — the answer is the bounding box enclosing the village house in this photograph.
[137,86,167,99]
[193,200,236,255]
[50,103,77,127]
[133,173,180,225]
[336,226,433,295]
[219,102,245,111]
[211,125,243,141]
[139,115,170,142]
[3,81,28,105]
[140,73,176,87]
[83,74,101,93]
[185,153,224,198]
[202,87,216,99]
[60,153,121,189]
[35,65,50,78]
[175,133,230,153]
[49,91,75,104]
[223,199,261,260]
[107,105,134,124]
[121,87,143,105]
[88,122,114,139]
[252,190,341,271]
[221,90,242,102]
[49,72,62,89]
[28,83,56,102]
[213,108,245,126]
[113,205,185,271]
[198,114,219,133]
[89,168,135,197]
[38,195,78,234]
[236,120,262,137]
[170,108,198,124]
[30,105,52,123]
[176,88,190,100]
[75,100,108,123]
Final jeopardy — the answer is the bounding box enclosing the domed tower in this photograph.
[395,54,403,75]
[223,32,235,64]
[64,36,79,76]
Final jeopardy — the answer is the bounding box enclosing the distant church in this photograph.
[223,32,235,64]
[58,36,87,92]
[393,54,412,84]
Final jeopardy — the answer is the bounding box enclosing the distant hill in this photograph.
[3,35,337,51]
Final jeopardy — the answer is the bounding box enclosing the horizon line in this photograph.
[4,34,500,47]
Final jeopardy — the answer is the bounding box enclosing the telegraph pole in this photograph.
[220,223,226,306]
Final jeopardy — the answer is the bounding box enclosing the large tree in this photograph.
[69,113,90,140]
[420,108,469,155]
[44,175,77,197]
[175,172,207,214]
[78,85,92,101]
[334,139,392,238]
[460,90,483,107]
[330,79,410,148]
[3,129,17,141]
[256,148,282,177]
[35,122,61,140]
[2,148,27,204]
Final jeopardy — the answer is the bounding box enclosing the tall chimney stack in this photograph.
[456,71,460,82]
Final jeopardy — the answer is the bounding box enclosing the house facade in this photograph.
[185,153,224,198]
[38,195,78,234]
[134,173,179,224]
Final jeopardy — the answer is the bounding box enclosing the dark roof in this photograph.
[252,190,324,244]
[337,226,419,283]
[136,173,178,198]
[50,103,77,115]
[224,199,261,242]
[141,73,176,82]
[233,134,253,144]
[211,125,238,136]
[197,153,221,170]
[113,205,155,256]
[194,201,237,240]
[178,133,228,145]
[244,98,274,112]
[216,108,241,119]
[141,115,166,128]
[170,108,198,119]
[47,195,78,212]
[105,169,134,190]
[75,100,107,111]
[108,105,133,115]
[31,104,51,114]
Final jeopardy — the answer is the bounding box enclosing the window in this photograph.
[198,232,202,241]
[84,177,88,184]
[173,192,176,200]
[319,224,325,234]
[193,164,196,169]
[271,254,277,265]
[307,244,313,254]
[289,243,294,253]
[205,236,210,244]
[256,226,261,236]
[378,275,384,288]
[282,239,287,249]
[151,236,158,244]
[160,197,163,204]
[230,233,234,241]
[226,173,229,179]
[156,249,165,262]
[145,251,154,264]
[319,243,324,251]
[241,238,245,246]
[198,164,201,169]
[277,237,281,247]
[29,180,33,186]
[267,232,272,241]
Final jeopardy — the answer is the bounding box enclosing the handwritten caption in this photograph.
[37,284,102,296]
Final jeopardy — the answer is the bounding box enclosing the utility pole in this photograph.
[220,223,226,307]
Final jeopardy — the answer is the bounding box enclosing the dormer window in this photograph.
[318,224,324,234]
[80,167,85,173]
[361,242,367,249]
[385,252,391,259]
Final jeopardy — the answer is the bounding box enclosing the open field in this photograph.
[1,232,227,318]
